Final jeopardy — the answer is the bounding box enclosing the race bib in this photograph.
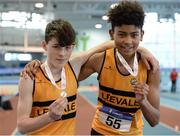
[99,105,133,132]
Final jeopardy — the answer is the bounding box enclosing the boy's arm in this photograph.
[139,69,160,127]
[78,51,105,81]
[70,40,114,78]
[21,40,159,79]
[21,41,114,80]
[70,40,159,79]
[133,69,160,127]
[17,76,53,133]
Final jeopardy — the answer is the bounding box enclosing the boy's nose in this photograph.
[58,48,66,56]
[124,36,133,44]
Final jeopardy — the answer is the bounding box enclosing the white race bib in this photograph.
[99,105,133,132]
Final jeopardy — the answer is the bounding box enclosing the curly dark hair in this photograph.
[45,19,76,46]
[108,0,145,30]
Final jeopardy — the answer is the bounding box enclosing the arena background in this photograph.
[0,0,180,135]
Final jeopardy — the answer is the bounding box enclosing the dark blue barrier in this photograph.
[0,67,23,75]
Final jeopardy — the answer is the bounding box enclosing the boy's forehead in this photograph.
[47,37,59,44]
[48,38,74,46]
[49,37,58,42]
[114,25,141,32]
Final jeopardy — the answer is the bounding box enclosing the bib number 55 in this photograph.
[105,116,121,129]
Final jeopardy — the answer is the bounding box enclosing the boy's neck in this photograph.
[123,54,134,64]
[116,52,138,75]
[43,62,63,81]
[116,51,139,70]
[120,52,136,65]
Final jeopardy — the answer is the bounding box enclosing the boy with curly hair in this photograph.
[79,1,160,135]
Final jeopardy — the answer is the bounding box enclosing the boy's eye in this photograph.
[118,33,126,37]
[132,33,139,38]
[66,46,73,50]
[53,46,59,48]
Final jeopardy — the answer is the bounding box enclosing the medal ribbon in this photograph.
[44,60,66,97]
[116,49,138,77]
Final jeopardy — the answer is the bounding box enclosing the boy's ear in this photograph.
[41,40,47,51]
[140,30,144,41]
[109,29,114,40]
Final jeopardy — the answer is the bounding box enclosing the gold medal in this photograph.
[130,78,138,85]
[60,90,67,98]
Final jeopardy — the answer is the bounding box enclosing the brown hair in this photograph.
[45,19,76,46]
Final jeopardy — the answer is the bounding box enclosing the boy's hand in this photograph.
[20,59,41,80]
[137,47,159,73]
[133,83,149,104]
[141,53,159,73]
[48,97,68,121]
